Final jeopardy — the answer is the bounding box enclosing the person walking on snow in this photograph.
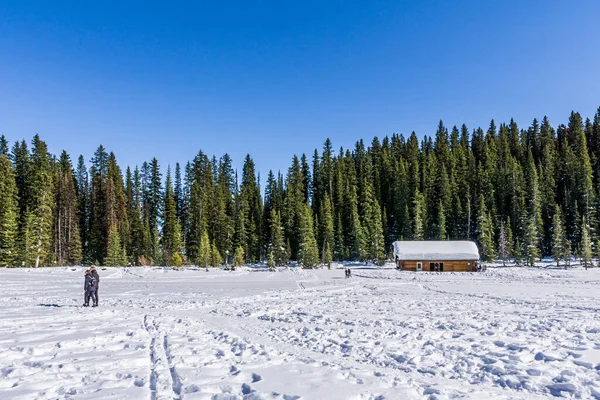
[89,266,100,306]
[83,270,98,307]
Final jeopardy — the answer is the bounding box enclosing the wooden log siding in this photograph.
[397,260,477,272]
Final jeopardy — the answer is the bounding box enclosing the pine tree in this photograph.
[497,221,509,266]
[477,195,496,262]
[233,246,245,267]
[436,201,447,240]
[580,216,592,270]
[523,149,542,266]
[551,205,568,268]
[268,209,288,266]
[148,158,163,263]
[210,242,222,267]
[187,151,213,263]
[105,224,126,266]
[412,189,425,240]
[0,135,9,157]
[126,167,143,264]
[513,239,523,266]
[267,250,276,271]
[319,194,334,266]
[298,202,319,268]
[54,151,82,265]
[0,155,19,267]
[213,155,235,260]
[361,180,386,265]
[196,231,211,267]
[240,155,262,262]
[75,155,89,263]
[174,162,183,220]
[282,155,304,260]
[524,217,540,267]
[29,135,55,267]
[162,167,184,266]
[506,217,514,261]
[89,145,109,264]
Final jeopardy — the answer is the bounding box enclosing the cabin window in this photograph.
[417,262,422,271]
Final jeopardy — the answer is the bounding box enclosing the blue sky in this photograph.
[1,1,599,182]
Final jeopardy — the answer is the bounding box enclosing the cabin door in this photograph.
[417,262,422,272]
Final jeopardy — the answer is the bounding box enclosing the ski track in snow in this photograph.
[0,265,599,399]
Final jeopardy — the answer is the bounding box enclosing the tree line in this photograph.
[1,108,600,268]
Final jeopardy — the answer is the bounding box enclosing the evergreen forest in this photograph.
[1,108,600,268]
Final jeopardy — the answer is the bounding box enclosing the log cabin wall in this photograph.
[396,260,477,272]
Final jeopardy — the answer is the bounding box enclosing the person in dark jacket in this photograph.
[89,266,100,306]
[83,270,98,307]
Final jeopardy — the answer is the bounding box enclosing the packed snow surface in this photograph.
[1,265,599,399]
[393,241,480,261]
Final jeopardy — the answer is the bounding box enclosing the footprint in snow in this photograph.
[241,382,254,395]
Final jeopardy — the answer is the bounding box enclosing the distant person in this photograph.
[83,270,98,307]
[89,266,100,306]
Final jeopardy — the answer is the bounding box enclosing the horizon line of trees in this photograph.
[1,107,600,268]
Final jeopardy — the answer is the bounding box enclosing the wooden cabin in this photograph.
[393,241,480,272]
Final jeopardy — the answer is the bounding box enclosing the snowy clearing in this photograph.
[1,265,600,399]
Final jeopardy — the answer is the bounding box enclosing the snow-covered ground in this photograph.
[1,265,599,400]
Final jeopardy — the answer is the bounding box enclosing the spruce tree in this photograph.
[75,155,89,263]
[477,195,496,262]
[162,167,183,266]
[497,221,509,266]
[210,242,222,267]
[0,155,19,267]
[361,180,386,265]
[174,162,183,220]
[298,202,319,268]
[412,189,425,240]
[29,135,55,267]
[524,217,540,267]
[89,145,109,264]
[240,155,262,262]
[524,149,542,265]
[233,246,245,267]
[551,205,569,268]
[436,201,447,240]
[267,250,276,271]
[513,239,523,266]
[580,216,592,270]
[319,194,334,266]
[105,224,126,266]
[197,231,211,267]
[268,209,288,266]
[506,217,514,261]
[54,151,82,265]
[148,158,163,263]
[282,155,304,259]
[0,135,8,157]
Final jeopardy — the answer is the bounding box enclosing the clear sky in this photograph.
[1,1,599,182]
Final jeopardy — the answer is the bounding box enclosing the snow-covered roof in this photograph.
[393,241,479,261]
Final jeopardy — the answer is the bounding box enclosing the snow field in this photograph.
[0,266,599,399]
